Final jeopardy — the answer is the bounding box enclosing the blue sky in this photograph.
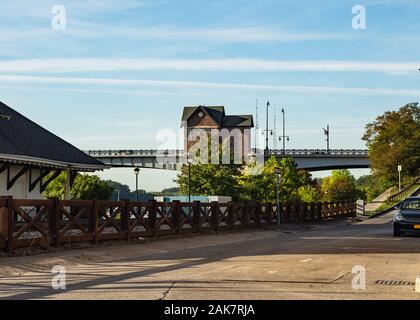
[1,0,420,191]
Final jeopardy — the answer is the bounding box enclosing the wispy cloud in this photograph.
[0,58,418,73]
[1,74,420,97]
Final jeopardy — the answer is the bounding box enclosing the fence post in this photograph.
[210,201,219,231]
[172,200,181,234]
[0,196,13,253]
[294,200,301,222]
[266,203,273,225]
[193,201,201,233]
[243,202,249,227]
[256,202,262,227]
[149,200,157,237]
[227,202,234,229]
[121,199,130,241]
[302,202,308,222]
[89,199,98,245]
[48,198,60,247]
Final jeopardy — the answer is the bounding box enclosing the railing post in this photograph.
[172,200,181,234]
[284,202,291,222]
[121,199,130,241]
[149,200,157,237]
[89,199,98,245]
[48,198,60,247]
[227,202,234,229]
[193,201,201,233]
[266,203,273,225]
[243,202,249,227]
[211,201,219,231]
[302,202,308,222]
[0,196,13,253]
[294,200,301,222]
[256,202,261,227]
[6,197,14,253]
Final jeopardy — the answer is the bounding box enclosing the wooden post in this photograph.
[256,202,261,227]
[0,196,12,253]
[172,200,181,234]
[149,200,157,237]
[266,203,273,225]
[89,200,98,245]
[48,198,60,247]
[193,201,201,233]
[5,197,14,253]
[243,202,249,227]
[227,202,234,229]
[294,200,301,223]
[121,199,130,241]
[211,201,219,231]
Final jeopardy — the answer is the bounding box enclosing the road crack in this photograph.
[160,281,176,300]
[322,271,351,287]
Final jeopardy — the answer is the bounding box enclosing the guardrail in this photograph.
[0,197,355,253]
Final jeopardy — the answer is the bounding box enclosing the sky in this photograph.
[1,0,420,191]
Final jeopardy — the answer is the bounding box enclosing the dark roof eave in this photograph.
[0,153,108,172]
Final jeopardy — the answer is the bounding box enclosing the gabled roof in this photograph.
[181,105,254,128]
[0,101,106,171]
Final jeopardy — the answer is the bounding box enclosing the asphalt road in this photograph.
[0,210,419,300]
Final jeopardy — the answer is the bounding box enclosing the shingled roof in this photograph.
[181,105,254,128]
[0,101,106,171]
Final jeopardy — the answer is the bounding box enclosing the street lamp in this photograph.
[280,108,288,154]
[274,167,281,225]
[187,158,193,203]
[134,167,140,202]
[265,100,270,152]
[323,125,330,154]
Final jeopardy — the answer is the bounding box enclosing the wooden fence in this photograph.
[0,197,356,253]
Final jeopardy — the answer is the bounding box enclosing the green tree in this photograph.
[363,103,420,185]
[321,169,357,201]
[44,173,113,200]
[175,163,241,200]
[240,157,316,202]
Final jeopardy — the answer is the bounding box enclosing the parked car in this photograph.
[393,196,420,236]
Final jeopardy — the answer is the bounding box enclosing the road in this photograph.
[0,210,419,300]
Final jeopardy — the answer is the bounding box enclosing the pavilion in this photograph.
[0,101,106,199]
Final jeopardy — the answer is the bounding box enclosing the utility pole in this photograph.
[281,108,285,154]
[324,125,330,154]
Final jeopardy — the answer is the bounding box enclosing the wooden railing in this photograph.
[0,197,356,253]
[387,177,420,203]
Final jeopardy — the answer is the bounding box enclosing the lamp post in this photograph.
[134,167,140,202]
[323,125,330,154]
[187,158,193,203]
[265,100,270,152]
[274,167,281,225]
[281,108,285,154]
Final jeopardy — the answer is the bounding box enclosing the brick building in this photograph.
[181,105,254,163]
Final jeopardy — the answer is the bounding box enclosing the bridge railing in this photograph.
[268,149,368,157]
[86,149,368,158]
[0,197,355,253]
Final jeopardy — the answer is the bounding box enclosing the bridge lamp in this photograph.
[134,167,140,202]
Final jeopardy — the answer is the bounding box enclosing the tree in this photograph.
[355,174,390,202]
[240,156,316,202]
[44,173,113,200]
[321,169,357,201]
[363,103,420,185]
[175,163,241,200]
